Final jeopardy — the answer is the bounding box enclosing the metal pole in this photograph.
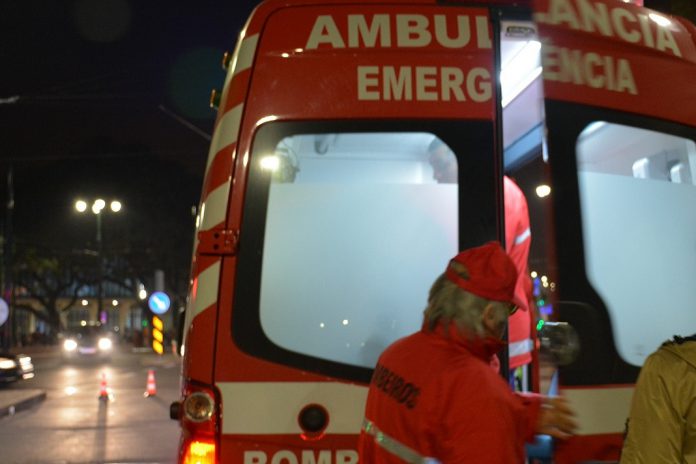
[96,211,104,324]
[2,165,13,349]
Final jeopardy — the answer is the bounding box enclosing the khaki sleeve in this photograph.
[620,351,684,463]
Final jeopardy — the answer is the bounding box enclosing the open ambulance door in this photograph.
[532,0,696,462]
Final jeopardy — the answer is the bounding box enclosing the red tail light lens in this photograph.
[182,439,216,464]
[177,382,219,464]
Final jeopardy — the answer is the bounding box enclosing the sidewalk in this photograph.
[0,388,46,419]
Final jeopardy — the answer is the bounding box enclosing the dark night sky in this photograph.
[0,0,693,267]
[0,0,260,261]
[1,1,262,166]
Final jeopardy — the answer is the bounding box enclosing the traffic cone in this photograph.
[98,371,109,401]
[144,369,157,397]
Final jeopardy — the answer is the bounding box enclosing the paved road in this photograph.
[0,343,183,464]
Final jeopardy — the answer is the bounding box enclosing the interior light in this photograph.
[536,184,551,198]
[342,319,349,326]
[501,40,542,107]
[579,121,607,141]
[260,155,280,171]
[80,320,87,326]
[110,200,122,212]
[81,299,88,306]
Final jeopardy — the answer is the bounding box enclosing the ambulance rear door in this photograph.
[532,0,696,462]
[209,1,506,462]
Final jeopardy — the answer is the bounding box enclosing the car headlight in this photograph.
[0,358,17,369]
[63,339,78,351]
[98,337,113,351]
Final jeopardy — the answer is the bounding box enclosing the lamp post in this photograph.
[75,198,122,324]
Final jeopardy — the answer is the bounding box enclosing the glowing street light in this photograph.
[74,198,123,324]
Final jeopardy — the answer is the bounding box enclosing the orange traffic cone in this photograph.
[144,369,157,397]
[98,371,109,400]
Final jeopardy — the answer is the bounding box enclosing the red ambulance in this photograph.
[170,0,696,462]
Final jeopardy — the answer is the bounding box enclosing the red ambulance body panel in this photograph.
[531,1,696,462]
[175,0,696,463]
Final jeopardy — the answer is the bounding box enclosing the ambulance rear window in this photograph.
[234,120,496,381]
[576,122,696,366]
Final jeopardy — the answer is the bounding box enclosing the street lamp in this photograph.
[74,198,123,324]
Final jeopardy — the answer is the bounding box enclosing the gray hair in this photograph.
[423,261,509,337]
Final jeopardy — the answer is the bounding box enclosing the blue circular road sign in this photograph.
[148,292,171,314]
[0,298,7,326]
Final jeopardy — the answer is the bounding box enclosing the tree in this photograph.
[12,245,95,340]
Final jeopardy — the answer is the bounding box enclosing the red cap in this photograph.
[445,241,518,304]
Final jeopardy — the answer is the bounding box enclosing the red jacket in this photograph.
[504,176,534,369]
[359,323,542,463]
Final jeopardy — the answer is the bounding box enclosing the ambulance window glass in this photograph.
[576,122,696,367]
[258,132,459,368]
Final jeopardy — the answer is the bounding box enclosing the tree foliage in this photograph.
[5,152,201,339]
[12,245,95,337]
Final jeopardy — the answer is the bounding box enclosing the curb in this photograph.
[0,390,47,419]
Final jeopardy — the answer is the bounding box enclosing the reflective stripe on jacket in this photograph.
[504,176,534,368]
[358,323,542,464]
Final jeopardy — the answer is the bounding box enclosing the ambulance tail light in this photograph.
[175,382,220,464]
[182,440,216,464]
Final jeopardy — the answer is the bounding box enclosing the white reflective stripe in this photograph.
[514,227,531,245]
[362,419,439,464]
[509,338,534,358]
[218,382,368,434]
[182,260,221,347]
[191,261,221,319]
[232,33,258,76]
[206,104,244,172]
[199,181,230,231]
[563,386,634,435]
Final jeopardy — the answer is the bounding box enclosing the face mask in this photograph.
[480,334,507,358]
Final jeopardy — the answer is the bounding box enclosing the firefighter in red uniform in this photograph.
[503,176,535,376]
[358,242,577,463]
[428,139,535,379]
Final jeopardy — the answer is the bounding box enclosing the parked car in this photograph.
[0,352,34,384]
[62,323,114,361]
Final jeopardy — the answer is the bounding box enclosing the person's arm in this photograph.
[532,395,577,440]
[620,352,683,463]
[438,370,532,463]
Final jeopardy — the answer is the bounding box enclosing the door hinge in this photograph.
[197,229,239,256]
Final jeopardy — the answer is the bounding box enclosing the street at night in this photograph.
[0,343,181,464]
[2,1,696,463]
